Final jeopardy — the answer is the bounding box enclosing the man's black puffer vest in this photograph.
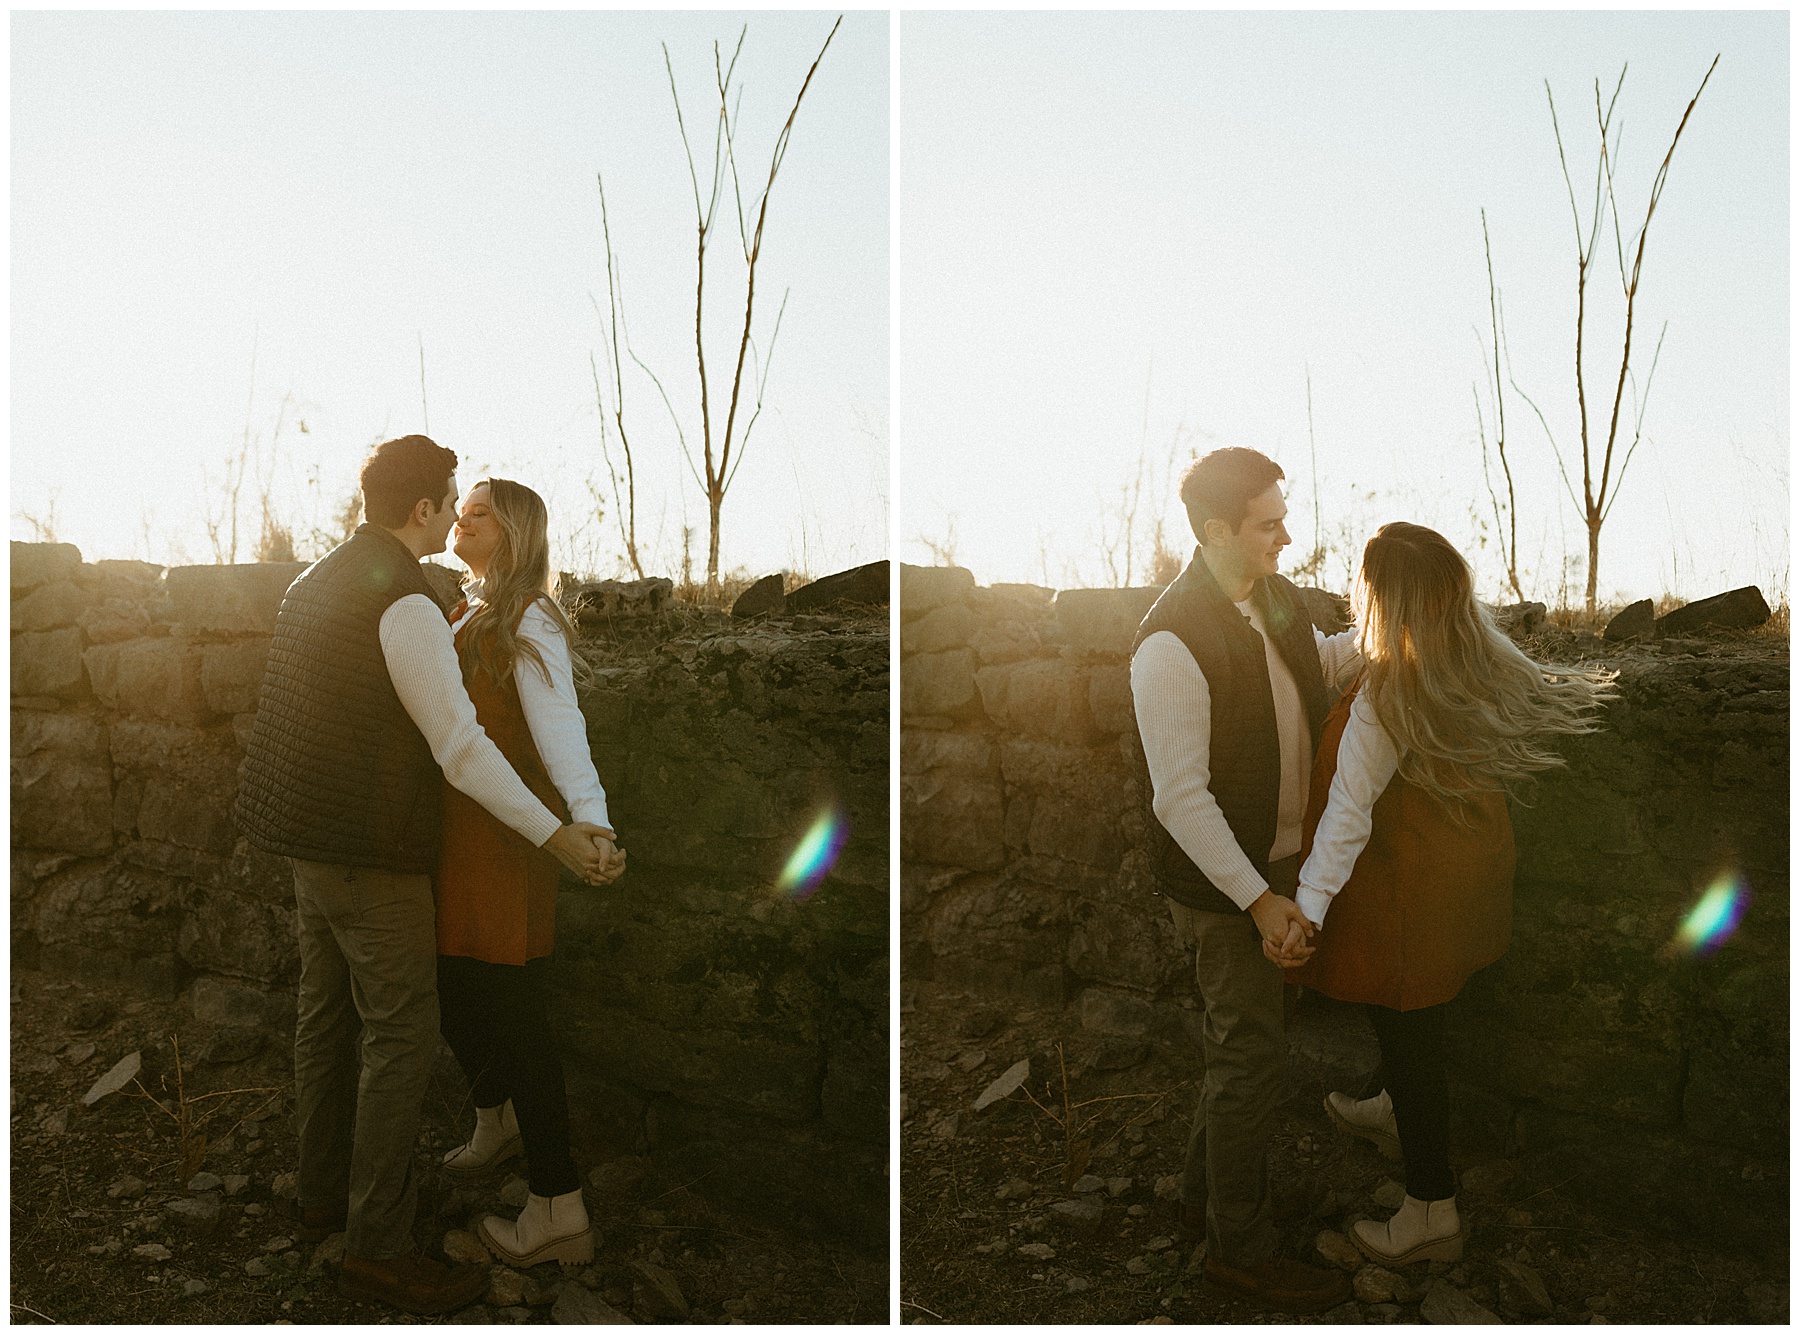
[1131,551,1330,913]
[234,525,451,873]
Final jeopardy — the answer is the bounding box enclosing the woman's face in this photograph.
[451,483,502,575]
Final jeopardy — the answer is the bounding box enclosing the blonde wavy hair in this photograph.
[1353,522,1615,810]
[456,478,583,690]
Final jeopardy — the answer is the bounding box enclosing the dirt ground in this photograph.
[898,984,1788,1326]
[10,966,886,1325]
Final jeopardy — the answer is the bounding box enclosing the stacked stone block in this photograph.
[899,561,1787,1254]
[11,542,888,1247]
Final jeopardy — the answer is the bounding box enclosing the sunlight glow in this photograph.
[776,806,850,901]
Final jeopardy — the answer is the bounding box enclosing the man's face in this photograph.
[1208,482,1291,582]
[420,479,459,556]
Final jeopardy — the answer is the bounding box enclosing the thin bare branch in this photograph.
[1603,320,1668,524]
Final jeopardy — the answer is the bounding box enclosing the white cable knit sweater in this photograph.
[450,588,611,832]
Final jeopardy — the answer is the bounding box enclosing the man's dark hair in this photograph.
[358,435,459,529]
[1179,447,1285,542]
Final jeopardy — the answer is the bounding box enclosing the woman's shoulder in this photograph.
[516,595,570,641]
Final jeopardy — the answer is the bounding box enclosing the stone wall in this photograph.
[899,563,1787,1257]
[11,542,888,1248]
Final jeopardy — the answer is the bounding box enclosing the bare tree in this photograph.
[1512,58,1717,612]
[1473,209,1523,602]
[589,171,644,579]
[673,19,838,589]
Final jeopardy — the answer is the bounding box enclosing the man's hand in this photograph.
[1262,917,1319,968]
[544,822,616,884]
[1247,889,1316,966]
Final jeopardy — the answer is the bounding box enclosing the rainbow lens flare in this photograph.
[1669,873,1750,956]
[776,807,850,900]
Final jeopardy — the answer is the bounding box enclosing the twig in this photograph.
[11,1303,56,1323]
[901,1298,948,1321]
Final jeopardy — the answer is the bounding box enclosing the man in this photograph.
[1130,446,1362,1314]
[234,435,618,1315]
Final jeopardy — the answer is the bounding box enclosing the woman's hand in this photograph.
[1262,917,1318,968]
[1248,888,1316,967]
[587,832,627,885]
[544,822,616,882]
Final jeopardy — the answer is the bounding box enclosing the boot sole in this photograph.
[478,1217,596,1268]
[440,1135,524,1183]
[1351,1220,1465,1267]
[1324,1096,1403,1160]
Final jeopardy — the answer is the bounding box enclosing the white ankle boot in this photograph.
[442,1100,522,1180]
[480,1188,595,1267]
[1325,1088,1402,1160]
[1353,1193,1463,1265]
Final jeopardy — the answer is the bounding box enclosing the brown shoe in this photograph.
[338,1251,488,1315]
[297,1200,348,1244]
[1203,1254,1352,1314]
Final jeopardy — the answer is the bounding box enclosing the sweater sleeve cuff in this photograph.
[1296,884,1333,927]
[521,808,564,849]
[1218,868,1271,912]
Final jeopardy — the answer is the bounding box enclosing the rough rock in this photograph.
[1052,587,1160,654]
[1496,1258,1553,1317]
[497,1176,530,1208]
[1153,1174,1182,1203]
[1492,601,1548,636]
[553,1284,634,1323]
[1655,586,1771,635]
[1049,1196,1106,1236]
[1015,1242,1057,1260]
[1354,1265,1411,1304]
[443,1229,492,1265]
[186,1172,223,1192]
[567,577,674,621]
[165,1193,224,1236]
[243,1256,273,1277]
[12,541,84,591]
[1371,1178,1406,1209]
[166,562,302,633]
[1315,1229,1363,1271]
[131,1243,173,1262]
[629,1260,690,1322]
[12,579,91,634]
[1421,1281,1503,1324]
[1071,1174,1106,1194]
[899,564,976,618]
[786,560,888,612]
[731,574,786,619]
[487,1267,528,1308]
[108,1175,149,1199]
[1604,599,1655,642]
[973,1058,1031,1112]
[12,627,87,699]
[83,1051,142,1106]
[308,1233,347,1272]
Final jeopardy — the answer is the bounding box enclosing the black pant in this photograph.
[437,954,580,1198]
[1360,1001,1455,1203]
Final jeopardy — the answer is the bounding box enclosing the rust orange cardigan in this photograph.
[1285,681,1514,1011]
[436,608,570,966]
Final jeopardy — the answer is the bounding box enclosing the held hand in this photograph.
[1248,889,1316,967]
[589,832,627,885]
[1263,917,1318,968]
[544,822,613,883]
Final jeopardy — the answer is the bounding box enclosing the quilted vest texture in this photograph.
[234,525,450,872]
[1130,551,1329,913]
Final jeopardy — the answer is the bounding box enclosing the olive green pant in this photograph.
[290,858,440,1261]
[1168,855,1299,1268]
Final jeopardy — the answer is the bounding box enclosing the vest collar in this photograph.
[355,522,423,565]
[1182,546,1275,623]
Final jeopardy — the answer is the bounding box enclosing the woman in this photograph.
[435,477,625,1268]
[1280,522,1612,1266]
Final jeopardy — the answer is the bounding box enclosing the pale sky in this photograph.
[897,11,1788,605]
[13,11,888,582]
